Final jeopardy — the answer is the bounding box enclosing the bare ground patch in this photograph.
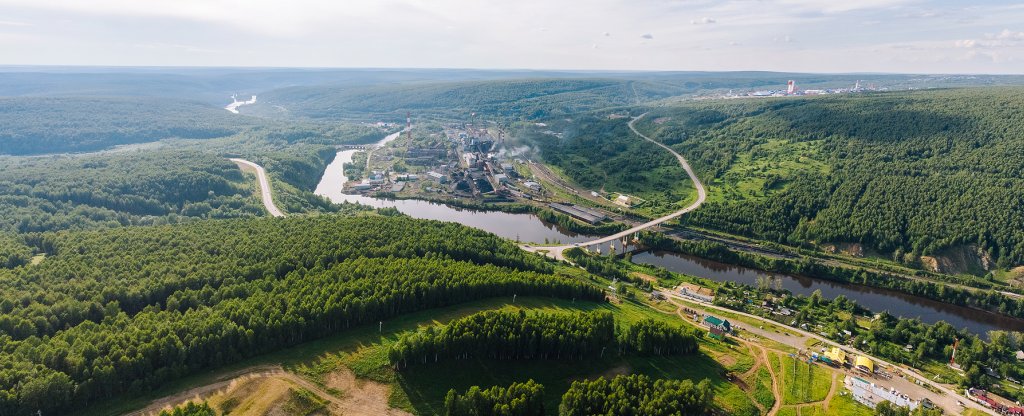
[324,368,413,416]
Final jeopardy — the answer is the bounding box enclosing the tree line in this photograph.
[389,310,615,368]
[445,379,546,416]
[445,374,714,416]
[389,310,700,369]
[559,374,713,416]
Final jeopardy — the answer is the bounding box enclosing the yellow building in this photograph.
[825,347,846,364]
[855,356,875,374]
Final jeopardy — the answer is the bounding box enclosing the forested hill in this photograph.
[0,215,593,414]
[0,97,259,155]
[246,79,688,120]
[0,96,387,155]
[637,88,1024,268]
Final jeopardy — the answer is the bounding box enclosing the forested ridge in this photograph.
[0,215,601,414]
[255,79,685,120]
[628,88,1024,267]
[0,150,265,235]
[0,96,386,155]
[0,97,253,155]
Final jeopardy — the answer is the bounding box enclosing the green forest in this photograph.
[0,96,386,155]
[559,374,713,416]
[520,115,694,212]
[444,380,546,416]
[0,119,393,237]
[664,89,1024,267]
[548,88,1024,268]
[389,310,699,369]
[0,97,251,155]
[0,215,600,414]
[254,79,690,120]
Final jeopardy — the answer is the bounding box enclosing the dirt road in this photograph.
[126,364,409,416]
[665,293,996,416]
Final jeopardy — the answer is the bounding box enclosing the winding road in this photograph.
[523,113,707,259]
[230,158,285,218]
[666,293,997,416]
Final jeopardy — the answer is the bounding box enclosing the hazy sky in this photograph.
[1,0,1022,73]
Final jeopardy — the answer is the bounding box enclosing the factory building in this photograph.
[548,203,607,224]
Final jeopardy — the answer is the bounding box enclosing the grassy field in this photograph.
[704,138,829,205]
[752,366,776,410]
[776,352,832,405]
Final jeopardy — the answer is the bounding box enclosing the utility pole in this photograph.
[379,321,383,332]
[513,294,517,304]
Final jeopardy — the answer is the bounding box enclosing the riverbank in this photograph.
[637,232,1024,332]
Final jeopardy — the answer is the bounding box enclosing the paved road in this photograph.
[230,158,285,218]
[665,292,996,416]
[523,114,706,259]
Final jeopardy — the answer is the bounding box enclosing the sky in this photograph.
[0,0,1022,73]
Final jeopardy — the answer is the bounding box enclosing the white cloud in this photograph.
[955,39,976,48]
[0,0,1021,73]
[991,29,1024,41]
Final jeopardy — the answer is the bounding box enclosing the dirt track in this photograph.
[126,365,409,416]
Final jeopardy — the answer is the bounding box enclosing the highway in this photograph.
[524,113,706,259]
[230,158,285,218]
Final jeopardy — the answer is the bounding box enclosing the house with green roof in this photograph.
[704,315,731,332]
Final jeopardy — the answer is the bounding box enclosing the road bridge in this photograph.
[522,114,706,260]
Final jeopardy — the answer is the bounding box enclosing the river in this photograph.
[631,250,1024,336]
[314,132,1024,337]
[314,132,596,244]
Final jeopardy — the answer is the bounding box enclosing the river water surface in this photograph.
[631,250,1024,336]
[314,132,596,244]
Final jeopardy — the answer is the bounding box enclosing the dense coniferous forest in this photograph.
[617,318,702,356]
[251,79,685,120]
[0,216,603,414]
[444,380,546,416]
[389,310,615,368]
[0,96,386,155]
[0,150,266,233]
[558,374,713,416]
[389,310,699,369]
[635,89,1024,267]
[0,97,253,154]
